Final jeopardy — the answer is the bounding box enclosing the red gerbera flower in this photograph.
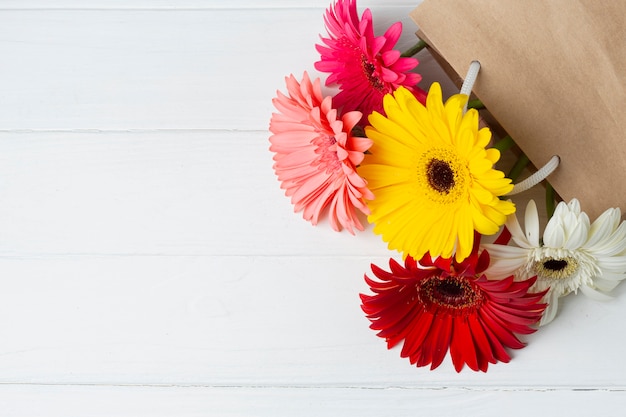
[360,239,547,372]
[315,0,425,120]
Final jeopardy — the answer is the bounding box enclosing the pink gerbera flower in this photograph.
[269,72,374,234]
[360,237,547,372]
[315,0,425,120]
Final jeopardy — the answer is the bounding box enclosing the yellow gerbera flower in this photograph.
[358,82,515,262]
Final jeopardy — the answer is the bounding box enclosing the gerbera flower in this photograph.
[360,239,547,372]
[314,0,425,120]
[357,83,515,262]
[269,72,374,234]
[484,199,626,326]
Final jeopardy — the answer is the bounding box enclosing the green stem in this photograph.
[545,182,556,219]
[508,153,530,183]
[400,39,427,57]
[466,99,485,110]
[491,135,515,153]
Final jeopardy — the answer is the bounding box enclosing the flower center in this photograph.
[416,148,468,205]
[361,56,385,91]
[418,275,484,316]
[427,159,455,194]
[544,259,568,271]
[534,256,579,280]
[313,134,342,173]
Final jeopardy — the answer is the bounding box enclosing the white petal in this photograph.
[544,221,565,247]
[599,270,626,282]
[580,285,614,301]
[504,203,533,248]
[588,222,626,256]
[586,207,621,247]
[483,245,529,278]
[485,265,522,279]
[563,215,589,249]
[524,199,540,247]
[483,243,529,258]
[567,198,581,214]
[595,255,626,272]
[552,200,570,220]
[539,293,560,326]
[592,277,621,292]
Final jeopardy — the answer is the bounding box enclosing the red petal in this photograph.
[477,314,511,363]
[400,311,434,362]
[475,249,491,275]
[467,314,496,371]
[429,314,453,370]
[453,317,479,372]
[416,313,443,368]
[494,226,512,245]
[479,307,525,349]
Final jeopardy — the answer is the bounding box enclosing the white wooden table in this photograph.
[1,1,625,415]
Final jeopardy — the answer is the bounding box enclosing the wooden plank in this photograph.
[1,384,624,417]
[0,255,624,387]
[0,2,624,413]
[0,7,427,131]
[0,130,390,256]
[0,1,423,10]
[0,129,543,257]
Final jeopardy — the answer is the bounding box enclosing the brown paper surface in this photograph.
[411,1,626,218]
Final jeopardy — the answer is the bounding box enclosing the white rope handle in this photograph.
[460,61,481,113]
[505,155,560,196]
[458,61,560,194]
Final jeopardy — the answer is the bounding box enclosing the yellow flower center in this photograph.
[534,256,579,280]
[417,148,468,205]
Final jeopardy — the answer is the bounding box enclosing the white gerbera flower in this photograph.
[484,198,626,326]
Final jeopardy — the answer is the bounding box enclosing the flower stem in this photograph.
[491,135,515,153]
[467,99,485,110]
[545,182,556,219]
[508,153,530,183]
[400,39,427,57]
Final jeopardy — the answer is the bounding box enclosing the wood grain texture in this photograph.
[2,385,625,417]
[0,0,429,9]
[0,1,624,415]
[0,5,441,131]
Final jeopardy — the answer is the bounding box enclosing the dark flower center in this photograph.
[419,275,483,316]
[427,159,455,194]
[361,57,385,91]
[534,256,579,280]
[543,259,568,271]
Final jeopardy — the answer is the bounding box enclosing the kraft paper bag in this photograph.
[410,1,626,218]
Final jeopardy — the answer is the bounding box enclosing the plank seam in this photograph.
[0,382,624,392]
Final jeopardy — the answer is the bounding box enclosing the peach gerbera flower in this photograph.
[269,72,374,234]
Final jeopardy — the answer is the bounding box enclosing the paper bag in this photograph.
[410,1,626,218]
